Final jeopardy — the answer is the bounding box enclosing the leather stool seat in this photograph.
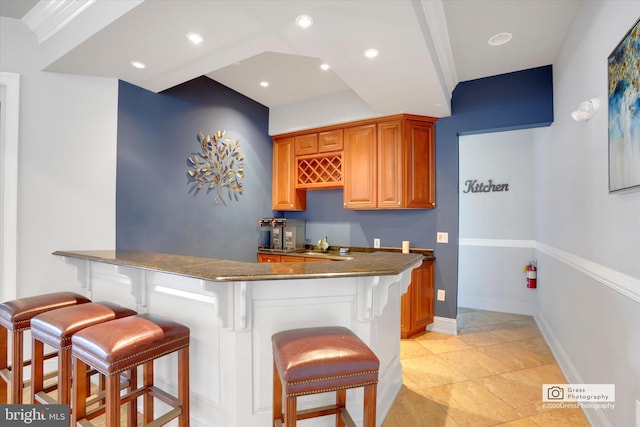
[272,326,379,427]
[0,292,90,403]
[72,313,190,427]
[30,302,137,405]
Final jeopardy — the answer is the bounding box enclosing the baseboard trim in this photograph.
[534,312,612,427]
[426,316,458,336]
[457,296,534,316]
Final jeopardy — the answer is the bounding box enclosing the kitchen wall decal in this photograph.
[462,179,510,193]
[608,17,640,192]
[187,130,245,205]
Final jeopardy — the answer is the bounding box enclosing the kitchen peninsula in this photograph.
[53,249,424,427]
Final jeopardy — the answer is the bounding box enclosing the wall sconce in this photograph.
[571,98,600,121]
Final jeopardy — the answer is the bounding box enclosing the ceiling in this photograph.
[2,0,580,118]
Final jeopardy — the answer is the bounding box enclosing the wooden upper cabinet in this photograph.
[272,114,436,211]
[404,120,435,208]
[377,120,404,208]
[375,118,435,209]
[343,124,377,209]
[294,134,318,156]
[346,117,436,210]
[318,129,343,153]
[272,137,306,210]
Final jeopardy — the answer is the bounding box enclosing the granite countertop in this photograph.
[53,249,427,282]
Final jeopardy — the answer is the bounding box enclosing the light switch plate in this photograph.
[374,238,381,248]
[437,289,445,301]
[437,232,448,244]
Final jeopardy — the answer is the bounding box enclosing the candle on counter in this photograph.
[402,240,410,253]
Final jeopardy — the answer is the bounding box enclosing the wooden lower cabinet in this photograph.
[257,254,331,263]
[257,253,282,263]
[400,260,434,338]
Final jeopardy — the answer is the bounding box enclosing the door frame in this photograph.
[1,72,20,301]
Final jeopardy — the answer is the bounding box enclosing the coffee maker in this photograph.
[258,218,306,252]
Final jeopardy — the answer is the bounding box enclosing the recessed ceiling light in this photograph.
[130,60,146,69]
[295,14,313,29]
[363,48,379,59]
[260,81,269,88]
[320,63,330,71]
[488,32,512,46]
[186,32,204,45]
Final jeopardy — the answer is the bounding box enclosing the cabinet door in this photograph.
[258,254,281,263]
[294,134,318,155]
[318,129,343,153]
[343,124,377,209]
[272,137,306,210]
[404,120,435,208]
[377,120,403,208]
[412,260,434,329]
[400,287,413,338]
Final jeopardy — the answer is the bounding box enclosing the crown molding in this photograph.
[412,0,459,98]
[23,0,96,44]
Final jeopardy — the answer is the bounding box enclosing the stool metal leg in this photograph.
[0,326,7,403]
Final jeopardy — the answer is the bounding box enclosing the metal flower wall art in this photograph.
[187,130,245,205]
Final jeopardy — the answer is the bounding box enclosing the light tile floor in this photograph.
[382,308,591,426]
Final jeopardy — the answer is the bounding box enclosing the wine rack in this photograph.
[297,154,343,188]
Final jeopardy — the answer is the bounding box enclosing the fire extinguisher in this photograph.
[523,261,537,288]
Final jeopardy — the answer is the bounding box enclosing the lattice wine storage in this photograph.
[297,154,343,188]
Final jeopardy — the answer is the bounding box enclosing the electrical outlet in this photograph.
[373,238,381,248]
[437,232,448,244]
[437,289,445,301]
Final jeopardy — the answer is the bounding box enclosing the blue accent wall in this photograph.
[116,66,553,320]
[116,77,273,261]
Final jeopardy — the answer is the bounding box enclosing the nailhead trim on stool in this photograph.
[0,292,91,404]
[71,313,190,427]
[272,326,379,427]
[30,302,137,406]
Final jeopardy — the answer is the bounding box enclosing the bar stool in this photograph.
[0,292,91,404]
[272,326,379,427]
[30,301,137,406]
[72,313,190,427]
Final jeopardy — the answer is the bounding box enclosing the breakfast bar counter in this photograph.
[53,249,424,427]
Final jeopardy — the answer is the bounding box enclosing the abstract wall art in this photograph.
[608,18,640,192]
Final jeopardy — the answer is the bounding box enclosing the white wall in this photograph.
[0,17,118,298]
[458,129,536,314]
[533,2,640,426]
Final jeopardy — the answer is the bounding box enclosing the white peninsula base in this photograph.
[59,255,420,426]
